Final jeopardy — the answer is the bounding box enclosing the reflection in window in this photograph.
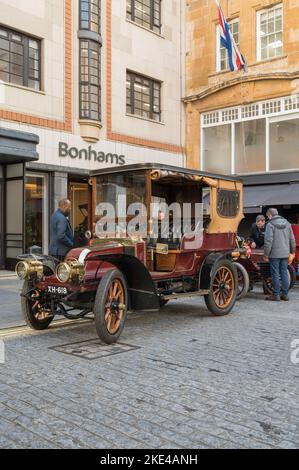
[80,0,101,33]
[270,119,299,171]
[203,125,231,174]
[235,119,266,173]
[25,174,48,252]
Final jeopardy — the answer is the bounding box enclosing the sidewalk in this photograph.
[0,277,24,329]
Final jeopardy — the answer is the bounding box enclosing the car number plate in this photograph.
[47,286,68,296]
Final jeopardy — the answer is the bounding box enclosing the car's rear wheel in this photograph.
[21,280,54,330]
[234,262,250,301]
[204,260,237,316]
[263,265,296,295]
[94,269,128,344]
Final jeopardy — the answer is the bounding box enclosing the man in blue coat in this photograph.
[49,199,74,260]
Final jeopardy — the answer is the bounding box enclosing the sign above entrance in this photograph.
[59,142,126,166]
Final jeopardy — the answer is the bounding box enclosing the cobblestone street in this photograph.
[0,283,298,449]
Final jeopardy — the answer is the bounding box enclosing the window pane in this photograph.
[128,0,161,32]
[258,5,283,60]
[270,119,299,171]
[235,120,266,173]
[203,125,231,174]
[126,71,161,121]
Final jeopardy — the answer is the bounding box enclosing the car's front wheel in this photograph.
[204,259,237,316]
[21,280,54,330]
[94,269,128,344]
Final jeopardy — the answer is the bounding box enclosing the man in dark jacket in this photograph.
[49,199,74,260]
[264,208,296,302]
[249,214,266,249]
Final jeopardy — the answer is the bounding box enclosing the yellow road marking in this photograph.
[0,318,93,339]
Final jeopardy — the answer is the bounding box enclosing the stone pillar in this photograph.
[51,172,68,215]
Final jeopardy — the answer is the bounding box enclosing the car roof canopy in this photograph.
[90,163,243,184]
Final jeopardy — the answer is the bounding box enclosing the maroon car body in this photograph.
[16,164,244,344]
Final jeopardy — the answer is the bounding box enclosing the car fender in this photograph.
[199,252,233,290]
[87,253,160,311]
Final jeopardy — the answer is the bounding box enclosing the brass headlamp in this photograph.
[56,261,85,284]
[15,260,44,280]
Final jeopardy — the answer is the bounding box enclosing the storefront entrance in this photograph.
[69,181,89,247]
[0,128,39,270]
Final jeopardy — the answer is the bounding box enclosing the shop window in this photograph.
[257,4,283,61]
[270,118,299,171]
[202,125,231,174]
[0,25,41,90]
[235,119,266,174]
[25,174,48,253]
[127,0,162,34]
[126,71,162,122]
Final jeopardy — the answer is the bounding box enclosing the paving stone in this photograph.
[0,284,299,448]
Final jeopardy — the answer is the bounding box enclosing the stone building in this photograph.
[185,0,299,227]
[0,0,185,269]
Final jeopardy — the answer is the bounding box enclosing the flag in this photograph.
[216,0,247,72]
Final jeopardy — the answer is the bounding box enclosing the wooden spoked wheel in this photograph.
[94,269,128,344]
[105,279,125,335]
[21,281,54,330]
[212,266,235,309]
[31,290,52,322]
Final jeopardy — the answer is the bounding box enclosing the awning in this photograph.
[0,128,39,164]
[244,183,299,212]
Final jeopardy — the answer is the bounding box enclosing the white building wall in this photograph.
[0,0,186,167]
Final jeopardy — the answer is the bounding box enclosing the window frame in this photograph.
[126,0,162,34]
[79,39,101,122]
[256,3,283,62]
[79,0,101,34]
[126,70,162,123]
[0,24,41,91]
[216,18,240,72]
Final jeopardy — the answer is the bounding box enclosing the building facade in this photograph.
[185,0,299,231]
[0,0,186,269]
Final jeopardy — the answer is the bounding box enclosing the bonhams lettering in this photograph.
[59,142,126,166]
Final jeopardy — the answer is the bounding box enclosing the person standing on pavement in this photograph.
[49,199,74,261]
[249,214,266,249]
[264,208,296,302]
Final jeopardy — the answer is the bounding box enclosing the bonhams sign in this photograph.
[59,142,126,166]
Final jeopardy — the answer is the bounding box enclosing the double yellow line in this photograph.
[0,318,93,339]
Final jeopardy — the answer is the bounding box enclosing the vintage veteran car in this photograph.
[16,164,244,344]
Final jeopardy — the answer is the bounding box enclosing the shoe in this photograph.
[280,295,290,301]
[265,295,280,302]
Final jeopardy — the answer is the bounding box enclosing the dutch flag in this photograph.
[216,0,247,72]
